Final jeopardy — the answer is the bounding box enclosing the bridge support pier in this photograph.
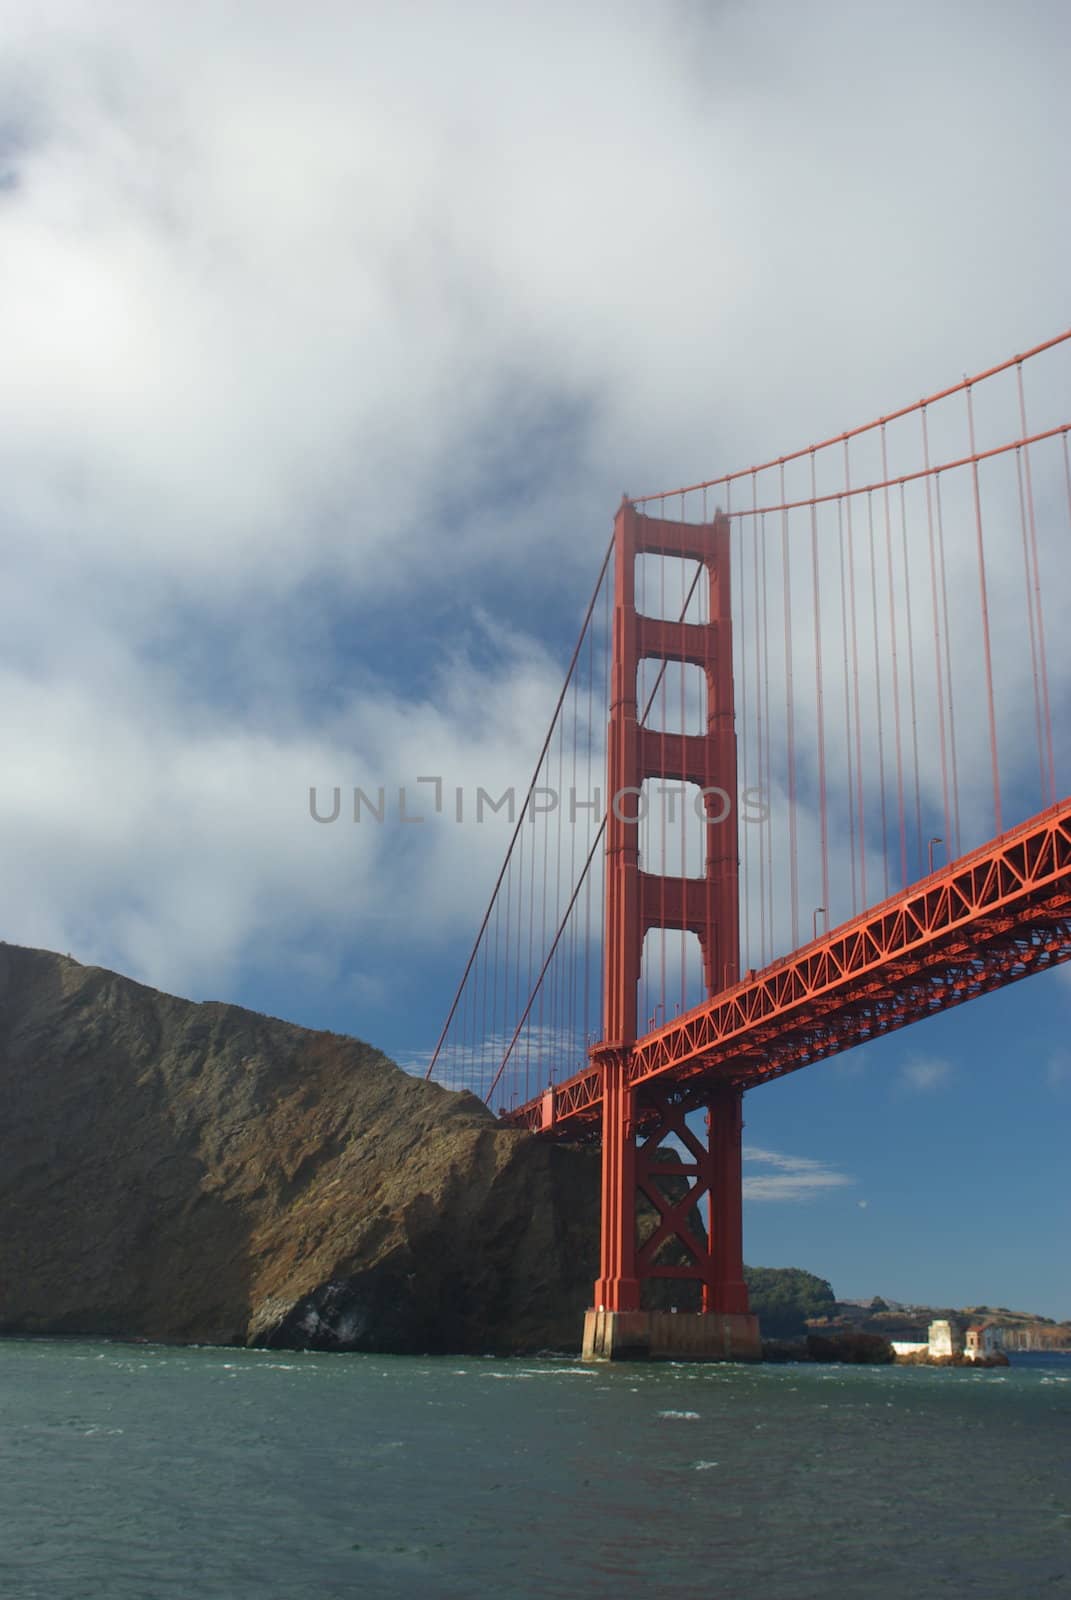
[583,1074,760,1362]
[582,1307,760,1362]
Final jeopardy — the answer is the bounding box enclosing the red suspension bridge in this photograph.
[426,330,1071,1360]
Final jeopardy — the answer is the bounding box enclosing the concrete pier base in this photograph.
[581,1308,762,1363]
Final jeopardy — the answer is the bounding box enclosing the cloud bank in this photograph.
[1,0,1069,1028]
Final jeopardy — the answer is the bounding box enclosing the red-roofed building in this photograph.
[965,1320,1003,1360]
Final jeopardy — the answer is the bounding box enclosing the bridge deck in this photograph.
[507,797,1071,1137]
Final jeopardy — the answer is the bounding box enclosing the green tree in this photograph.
[745,1266,836,1338]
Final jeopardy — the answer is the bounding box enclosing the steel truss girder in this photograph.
[507,798,1071,1137]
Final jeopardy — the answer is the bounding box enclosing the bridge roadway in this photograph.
[507,796,1071,1137]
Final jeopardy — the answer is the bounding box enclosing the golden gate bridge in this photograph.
[426,329,1071,1360]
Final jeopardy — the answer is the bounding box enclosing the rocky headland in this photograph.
[0,944,600,1353]
[2,943,1059,1362]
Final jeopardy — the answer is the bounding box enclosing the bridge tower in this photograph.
[582,498,761,1361]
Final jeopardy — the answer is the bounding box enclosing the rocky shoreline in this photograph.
[762,1333,1011,1366]
[892,1349,1010,1368]
[0,944,1048,1363]
[763,1332,895,1364]
[0,944,600,1353]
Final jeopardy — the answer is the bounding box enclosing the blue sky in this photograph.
[1,1,1069,1318]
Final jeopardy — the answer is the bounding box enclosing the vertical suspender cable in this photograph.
[898,482,924,876]
[881,425,908,888]
[554,717,563,1066]
[1014,439,1046,805]
[680,491,688,1011]
[752,467,758,960]
[526,735,539,1101]
[965,382,1002,835]
[866,489,890,897]
[845,442,868,908]
[934,471,962,857]
[734,480,752,972]
[601,560,611,1035]
[760,507,774,957]
[490,863,501,1098]
[837,495,858,915]
[810,452,830,919]
[552,663,566,1068]
[704,483,714,985]
[566,646,580,1074]
[1016,362,1057,806]
[513,805,525,1093]
[781,463,799,950]
[502,835,513,1092]
[921,406,952,858]
[583,595,594,1049]
[657,526,664,1023]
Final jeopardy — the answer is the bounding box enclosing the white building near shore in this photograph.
[964,1320,1003,1360]
[891,1319,966,1359]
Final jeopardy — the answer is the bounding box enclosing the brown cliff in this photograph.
[0,945,599,1352]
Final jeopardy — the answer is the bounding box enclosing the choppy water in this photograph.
[0,1339,1068,1599]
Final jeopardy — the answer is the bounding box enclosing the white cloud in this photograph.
[743,1144,854,1203]
[0,614,569,994]
[1046,1052,1071,1090]
[0,0,1068,1023]
[900,1055,953,1093]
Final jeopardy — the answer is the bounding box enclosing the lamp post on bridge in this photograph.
[928,836,943,874]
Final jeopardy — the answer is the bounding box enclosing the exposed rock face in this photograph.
[804,1330,895,1364]
[761,1331,895,1364]
[892,1350,1010,1368]
[0,945,600,1352]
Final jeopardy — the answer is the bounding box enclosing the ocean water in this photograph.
[0,1340,1068,1599]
